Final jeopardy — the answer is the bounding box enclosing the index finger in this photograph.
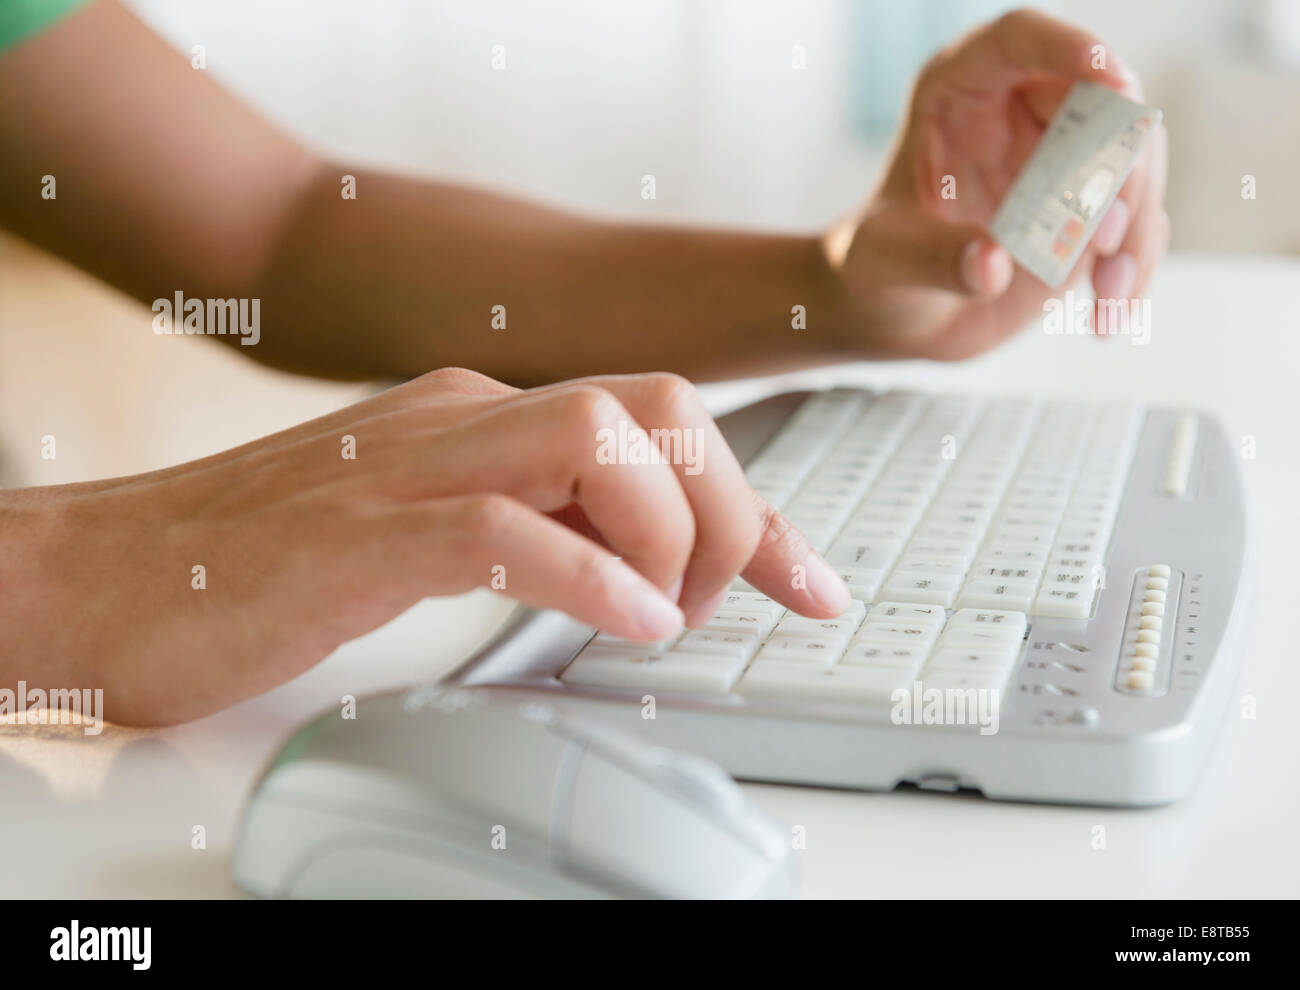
[532,373,852,625]
[740,491,852,620]
[947,8,1134,91]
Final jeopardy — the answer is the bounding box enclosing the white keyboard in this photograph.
[561,390,1141,703]
[449,388,1251,807]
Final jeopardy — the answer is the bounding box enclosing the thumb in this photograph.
[846,207,1015,297]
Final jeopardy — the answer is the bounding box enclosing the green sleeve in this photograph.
[0,0,89,53]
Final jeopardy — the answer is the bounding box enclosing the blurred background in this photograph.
[123,0,1300,245]
[4,0,1299,485]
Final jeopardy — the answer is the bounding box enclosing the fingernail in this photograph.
[622,570,684,640]
[1094,252,1136,301]
[1118,64,1141,92]
[684,588,729,629]
[986,246,1015,294]
[804,551,852,616]
[666,576,684,604]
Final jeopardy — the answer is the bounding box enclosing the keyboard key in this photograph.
[826,540,902,569]
[955,578,1038,612]
[911,524,982,550]
[947,608,1028,640]
[590,631,680,652]
[841,643,929,670]
[978,548,1049,569]
[879,573,961,606]
[676,630,762,662]
[866,602,946,629]
[563,647,746,694]
[1046,554,1102,572]
[853,623,939,647]
[1042,566,1103,592]
[720,592,784,620]
[775,614,862,642]
[737,662,915,704]
[938,623,1025,651]
[754,636,846,666]
[926,647,1019,674]
[706,609,779,638]
[968,563,1040,582]
[892,557,969,579]
[1033,586,1094,618]
[838,521,909,543]
[903,543,973,564]
[835,567,884,602]
[987,524,1058,548]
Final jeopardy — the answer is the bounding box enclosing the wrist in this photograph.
[808,213,886,359]
[0,487,75,682]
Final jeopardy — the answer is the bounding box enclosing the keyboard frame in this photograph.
[443,390,1253,807]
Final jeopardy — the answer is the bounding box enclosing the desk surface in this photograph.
[2,253,1297,898]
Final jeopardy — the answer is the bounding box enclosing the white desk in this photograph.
[3,253,1297,898]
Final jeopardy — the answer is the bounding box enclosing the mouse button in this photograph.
[541,713,678,781]
[261,761,446,818]
[601,748,790,864]
[562,752,774,899]
[406,713,575,838]
[545,717,752,823]
[650,751,747,816]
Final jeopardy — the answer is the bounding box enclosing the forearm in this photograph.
[245,166,856,385]
[1,0,861,387]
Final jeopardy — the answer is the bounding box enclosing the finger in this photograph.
[851,207,1014,297]
[1134,207,1171,300]
[529,373,858,624]
[1090,121,1167,323]
[1115,122,1170,297]
[739,491,852,619]
[1017,65,1144,127]
[1091,198,1130,257]
[949,8,1137,91]
[386,384,697,594]
[380,494,684,641]
[531,373,757,626]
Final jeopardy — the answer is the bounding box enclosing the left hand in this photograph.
[827,7,1169,360]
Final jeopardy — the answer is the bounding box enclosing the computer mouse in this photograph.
[231,685,797,899]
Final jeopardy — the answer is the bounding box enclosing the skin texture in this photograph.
[0,3,1166,382]
[0,5,1168,724]
[0,369,851,725]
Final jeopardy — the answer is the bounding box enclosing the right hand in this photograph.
[2,368,850,725]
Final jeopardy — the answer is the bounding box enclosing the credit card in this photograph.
[990,81,1162,287]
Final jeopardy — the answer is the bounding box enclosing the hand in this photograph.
[1,368,850,725]
[827,7,1169,360]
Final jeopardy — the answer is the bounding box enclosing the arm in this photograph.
[0,0,850,386]
[0,2,1167,386]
